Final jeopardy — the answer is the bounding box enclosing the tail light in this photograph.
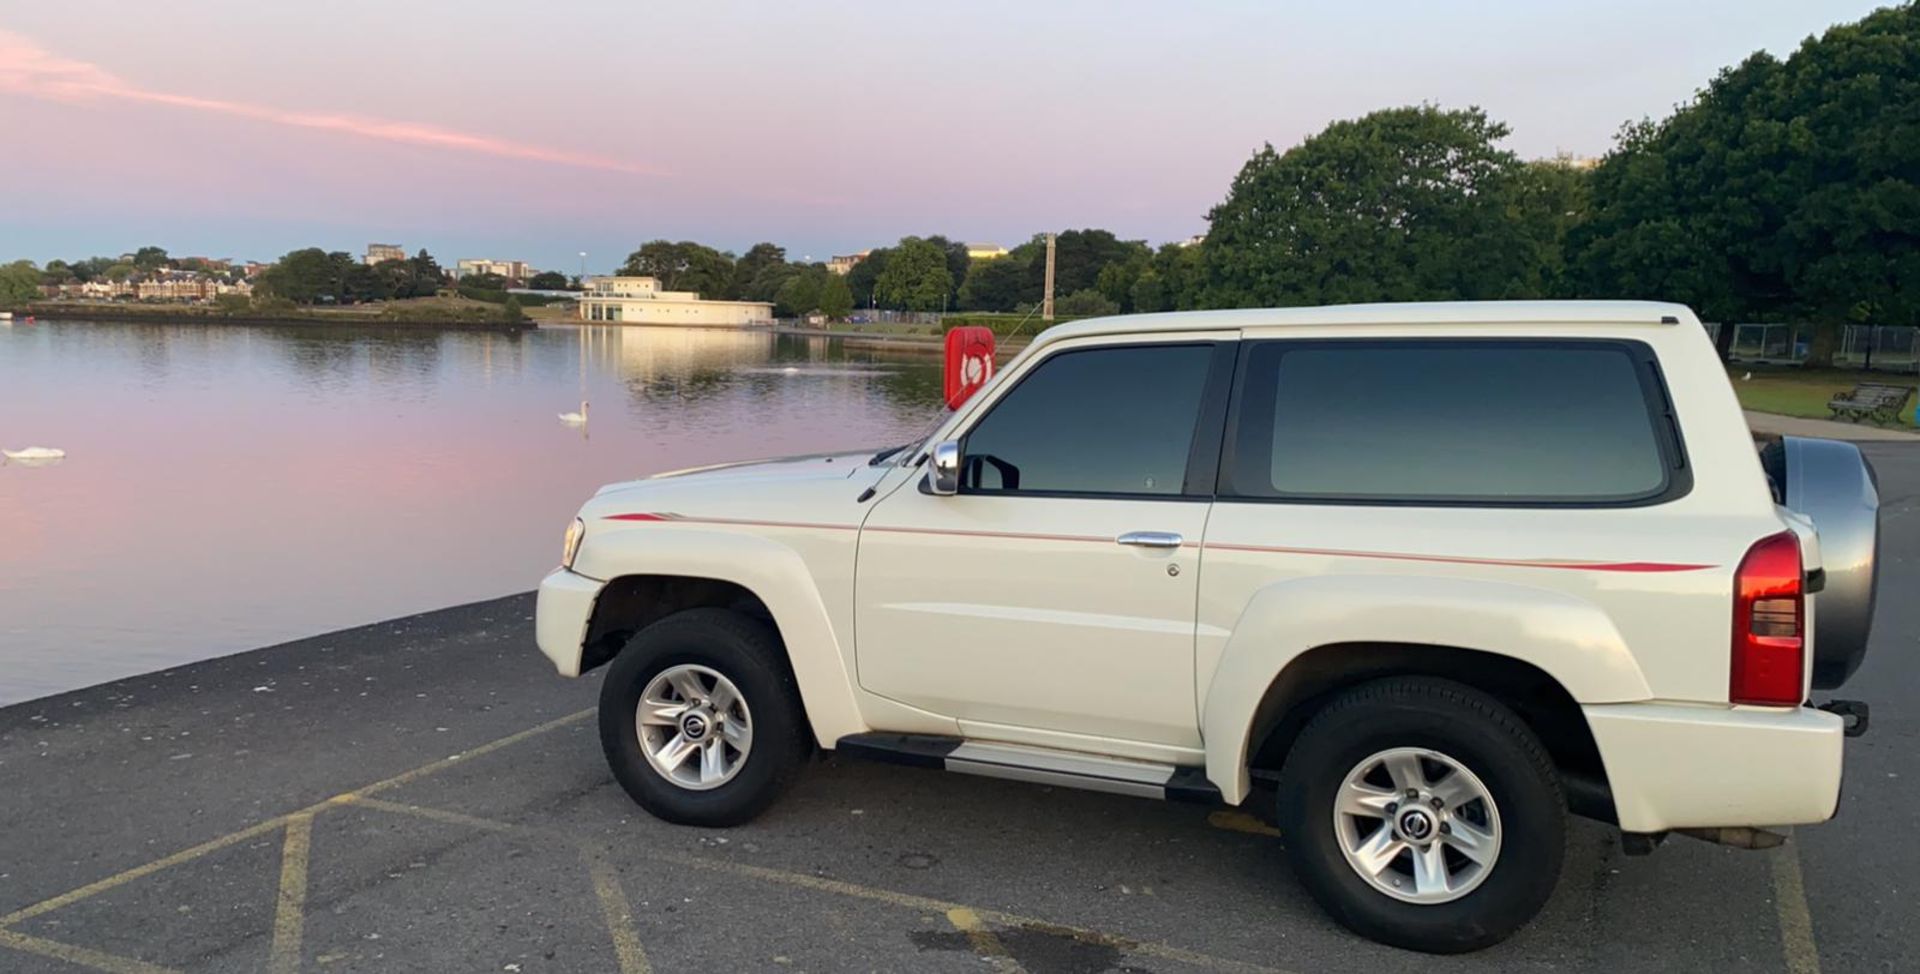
[1730,531,1805,706]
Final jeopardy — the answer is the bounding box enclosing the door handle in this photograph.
[1116,531,1184,549]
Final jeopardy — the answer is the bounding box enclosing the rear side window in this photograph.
[962,343,1215,496]
[1225,340,1686,505]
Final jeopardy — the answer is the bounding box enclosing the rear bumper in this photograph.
[1585,702,1844,833]
[535,568,603,677]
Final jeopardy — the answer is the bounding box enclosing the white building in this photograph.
[578,277,774,327]
[456,258,533,281]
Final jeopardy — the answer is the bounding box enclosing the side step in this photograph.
[835,733,1220,804]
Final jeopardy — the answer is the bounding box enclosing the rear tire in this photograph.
[1276,677,1564,953]
[598,608,809,827]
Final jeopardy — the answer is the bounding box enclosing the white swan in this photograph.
[3,446,66,460]
[559,401,589,425]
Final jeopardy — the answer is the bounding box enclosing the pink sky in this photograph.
[0,0,1889,270]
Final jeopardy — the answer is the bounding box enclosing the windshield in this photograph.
[869,412,952,466]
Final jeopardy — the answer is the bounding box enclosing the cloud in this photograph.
[0,29,662,176]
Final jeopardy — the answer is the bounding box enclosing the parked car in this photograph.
[535,301,1876,953]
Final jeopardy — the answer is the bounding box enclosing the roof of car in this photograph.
[1030,300,1696,347]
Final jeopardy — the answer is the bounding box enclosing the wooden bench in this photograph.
[1827,382,1915,424]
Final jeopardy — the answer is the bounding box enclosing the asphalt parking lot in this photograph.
[2,440,1915,974]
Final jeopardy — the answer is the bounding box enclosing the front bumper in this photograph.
[536,568,604,677]
[1585,702,1845,833]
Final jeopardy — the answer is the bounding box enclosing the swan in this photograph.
[3,446,66,461]
[559,401,589,424]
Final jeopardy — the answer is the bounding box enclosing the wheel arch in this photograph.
[1200,573,1650,811]
[572,527,867,748]
[1242,644,1616,824]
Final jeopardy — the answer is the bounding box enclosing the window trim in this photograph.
[1216,337,1694,509]
[942,340,1234,502]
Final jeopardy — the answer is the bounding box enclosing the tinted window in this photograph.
[1227,340,1680,504]
[962,344,1215,496]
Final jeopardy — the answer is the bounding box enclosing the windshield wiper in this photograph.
[868,443,909,466]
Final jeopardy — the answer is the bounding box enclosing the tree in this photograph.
[619,240,735,297]
[461,272,510,290]
[874,237,953,311]
[1024,229,1149,301]
[255,248,335,304]
[817,273,853,320]
[1570,4,1920,363]
[40,259,74,285]
[0,260,42,305]
[131,246,170,273]
[407,249,447,295]
[774,268,824,318]
[920,235,972,307]
[1055,288,1120,317]
[957,254,1033,311]
[527,270,571,290]
[103,262,137,283]
[1514,156,1593,298]
[501,296,525,323]
[732,242,789,300]
[845,248,891,308]
[1203,106,1541,308]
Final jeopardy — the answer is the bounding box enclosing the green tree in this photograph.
[527,270,570,290]
[462,272,510,290]
[501,296,525,323]
[732,242,790,300]
[920,235,972,307]
[1515,156,1593,298]
[0,260,43,305]
[407,249,447,295]
[774,267,824,318]
[1055,288,1119,317]
[1024,230,1150,302]
[255,248,335,304]
[131,246,170,273]
[846,248,892,308]
[1203,105,1540,308]
[40,259,74,285]
[1570,4,1920,363]
[103,262,137,283]
[817,273,854,320]
[874,237,954,311]
[619,240,736,297]
[957,254,1033,311]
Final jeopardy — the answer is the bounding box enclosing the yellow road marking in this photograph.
[0,708,592,930]
[269,814,313,974]
[360,798,1290,974]
[661,851,1292,974]
[0,816,290,928]
[947,907,1025,973]
[336,708,594,802]
[587,855,654,974]
[1771,844,1821,974]
[346,795,530,834]
[1208,810,1282,838]
[0,929,183,974]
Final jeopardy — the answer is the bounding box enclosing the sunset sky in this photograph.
[0,0,1888,272]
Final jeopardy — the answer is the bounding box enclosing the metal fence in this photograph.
[1712,323,1920,373]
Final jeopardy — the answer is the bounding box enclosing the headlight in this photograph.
[561,517,586,569]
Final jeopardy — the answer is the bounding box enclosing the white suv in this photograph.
[535,301,1877,953]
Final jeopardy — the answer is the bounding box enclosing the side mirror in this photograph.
[929,440,962,495]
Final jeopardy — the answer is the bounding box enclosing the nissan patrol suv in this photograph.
[535,301,1877,953]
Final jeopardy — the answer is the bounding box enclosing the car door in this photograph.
[855,337,1236,750]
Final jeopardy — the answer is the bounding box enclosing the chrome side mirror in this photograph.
[929,440,962,495]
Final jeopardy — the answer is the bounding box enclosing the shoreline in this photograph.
[13,304,537,331]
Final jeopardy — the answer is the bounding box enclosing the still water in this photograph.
[0,319,944,706]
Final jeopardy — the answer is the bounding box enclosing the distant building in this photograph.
[1177,233,1206,248]
[826,251,870,276]
[456,258,533,282]
[577,277,773,327]
[242,261,270,279]
[364,243,406,265]
[965,242,1008,261]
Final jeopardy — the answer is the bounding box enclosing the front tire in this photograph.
[598,608,809,827]
[1276,677,1565,953]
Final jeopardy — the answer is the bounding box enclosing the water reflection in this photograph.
[0,320,944,706]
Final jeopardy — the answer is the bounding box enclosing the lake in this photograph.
[0,319,945,707]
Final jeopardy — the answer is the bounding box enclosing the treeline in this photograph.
[632,3,1913,365]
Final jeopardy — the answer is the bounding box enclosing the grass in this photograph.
[1729,364,1918,427]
